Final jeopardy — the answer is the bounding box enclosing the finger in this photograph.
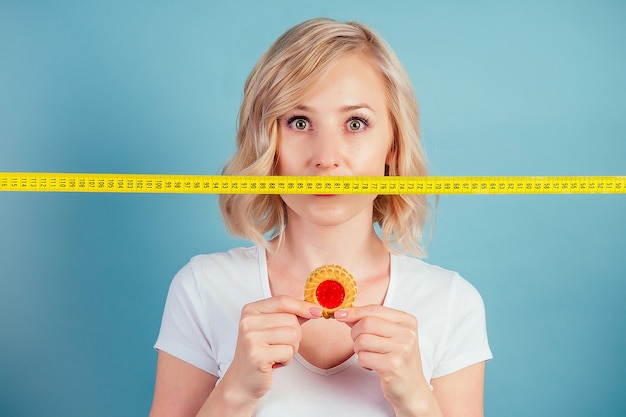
[241,327,301,370]
[355,341,419,377]
[355,350,387,373]
[265,325,302,350]
[246,295,322,323]
[351,324,421,375]
[247,343,297,372]
[239,317,303,353]
[353,332,392,355]
[335,304,416,327]
[239,311,301,336]
[349,315,415,343]
[263,344,297,369]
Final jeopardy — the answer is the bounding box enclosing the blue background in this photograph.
[1,1,625,416]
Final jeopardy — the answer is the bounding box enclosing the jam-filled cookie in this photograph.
[304,264,357,319]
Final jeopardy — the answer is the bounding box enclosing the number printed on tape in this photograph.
[0,173,624,195]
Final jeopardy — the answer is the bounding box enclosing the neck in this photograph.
[267,209,389,281]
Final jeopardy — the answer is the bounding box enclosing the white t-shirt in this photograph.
[155,246,492,416]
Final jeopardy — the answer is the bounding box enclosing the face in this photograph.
[275,52,393,228]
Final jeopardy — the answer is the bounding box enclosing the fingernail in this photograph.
[334,310,348,319]
[309,307,323,318]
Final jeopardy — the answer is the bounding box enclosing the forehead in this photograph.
[295,52,388,111]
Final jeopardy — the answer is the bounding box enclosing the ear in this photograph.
[270,119,281,170]
[385,138,398,174]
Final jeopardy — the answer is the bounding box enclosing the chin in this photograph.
[295,205,373,228]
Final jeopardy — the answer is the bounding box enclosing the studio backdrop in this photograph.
[1,1,624,416]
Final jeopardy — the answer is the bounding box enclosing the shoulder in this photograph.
[391,255,492,377]
[391,255,485,311]
[393,255,476,292]
[168,246,262,298]
[161,246,267,331]
[185,246,259,276]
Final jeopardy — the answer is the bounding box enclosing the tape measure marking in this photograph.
[0,173,624,194]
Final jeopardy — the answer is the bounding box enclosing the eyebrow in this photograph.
[294,104,375,113]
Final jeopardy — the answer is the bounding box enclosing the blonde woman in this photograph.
[150,18,492,417]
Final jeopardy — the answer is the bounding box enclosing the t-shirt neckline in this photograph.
[257,246,396,306]
[256,246,397,373]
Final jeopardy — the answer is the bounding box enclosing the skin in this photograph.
[150,52,486,417]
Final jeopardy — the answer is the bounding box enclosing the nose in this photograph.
[312,128,342,170]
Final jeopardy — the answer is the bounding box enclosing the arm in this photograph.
[336,306,487,417]
[431,362,486,417]
[149,349,260,417]
[150,296,322,417]
[149,351,218,417]
[336,305,442,416]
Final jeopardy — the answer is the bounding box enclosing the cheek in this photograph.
[275,138,301,175]
[357,143,392,174]
[275,152,300,175]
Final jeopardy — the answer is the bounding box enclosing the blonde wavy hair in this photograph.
[219,18,430,257]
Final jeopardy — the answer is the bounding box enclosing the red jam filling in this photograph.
[315,280,345,309]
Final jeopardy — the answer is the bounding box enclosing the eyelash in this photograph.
[285,115,370,131]
[286,115,310,128]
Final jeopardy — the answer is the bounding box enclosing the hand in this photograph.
[222,295,322,407]
[335,306,432,412]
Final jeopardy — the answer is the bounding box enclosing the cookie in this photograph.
[304,264,357,319]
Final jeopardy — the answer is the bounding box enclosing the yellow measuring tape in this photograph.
[1,173,624,194]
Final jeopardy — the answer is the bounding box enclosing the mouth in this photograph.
[313,194,337,197]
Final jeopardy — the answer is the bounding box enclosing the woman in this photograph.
[150,18,492,417]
